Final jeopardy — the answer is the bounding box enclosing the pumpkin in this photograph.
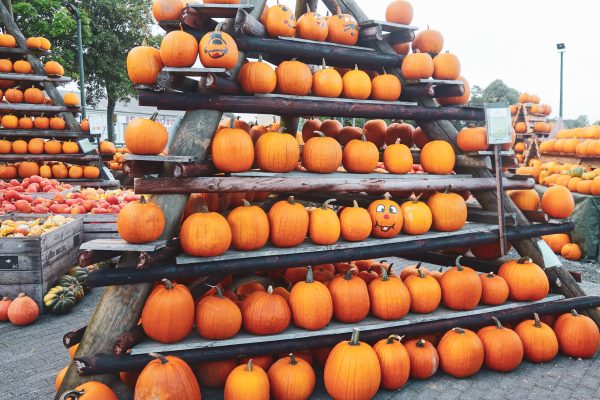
[44,286,76,315]
[342,133,379,173]
[265,0,296,37]
[371,68,402,101]
[55,366,68,392]
[68,164,84,179]
[0,297,12,321]
[134,353,200,400]
[303,131,342,173]
[57,276,84,302]
[329,268,370,323]
[413,26,444,55]
[83,166,100,179]
[289,266,333,330]
[498,257,549,301]
[159,29,198,67]
[45,60,64,76]
[404,269,441,313]
[386,120,414,147]
[0,139,10,153]
[368,266,411,320]
[437,327,484,378]
[13,60,32,74]
[225,359,269,400]
[437,75,471,105]
[368,195,403,238]
[68,266,89,286]
[12,139,27,154]
[255,129,300,173]
[5,88,23,103]
[401,194,433,235]
[508,189,540,212]
[561,243,582,260]
[296,5,328,41]
[268,196,308,248]
[401,50,434,80]
[554,310,599,359]
[470,240,511,260]
[51,163,68,178]
[62,141,80,154]
[275,59,312,96]
[2,114,18,130]
[439,256,482,310]
[301,118,322,143]
[24,87,44,104]
[61,381,118,400]
[238,55,276,94]
[477,317,524,372]
[268,354,316,400]
[319,119,343,139]
[125,113,169,155]
[0,58,11,72]
[312,59,343,98]
[404,339,439,379]
[427,188,467,231]
[362,119,387,149]
[339,200,372,241]
[374,335,410,390]
[308,198,341,245]
[141,279,194,343]
[324,329,381,400]
[7,293,39,326]
[433,51,461,80]
[181,206,232,256]
[515,313,559,363]
[541,185,574,218]
[45,139,62,154]
[35,116,50,129]
[383,139,412,175]
[152,0,185,21]
[18,161,39,178]
[227,199,269,251]
[50,117,66,130]
[243,285,291,335]
[196,285,241,340]
[199,23,239,70]
[400,262,430,280]
[196,359,237,388]
[212,124,254,173]
[0,33,16,47]
[457,124,488,152]
[479,272,509,306]
[385,0,414,24]
[63,93,79,106]
[342,65,372,100]
[117,196,165,244]
[420,140,455,174]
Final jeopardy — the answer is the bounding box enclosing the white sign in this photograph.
[485,103,512,144]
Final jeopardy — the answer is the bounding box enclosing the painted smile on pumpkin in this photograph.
[375,222,396,232]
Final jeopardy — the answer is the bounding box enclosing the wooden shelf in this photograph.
[0,103,80,114]
[0,154,99,163]
[161,67,229,78]
[276,35,376,52]
[0,46,51,56]
[188,3,253,18]
[124,154,198,163]
[360,19,418,32]
[80,239,168,252]
[0,129,92,139]
[540,153,600,168]
[0,72,71,83]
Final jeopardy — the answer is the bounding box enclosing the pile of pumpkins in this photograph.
[507,177,576,217]
[540,126,600,157]
[0,33,51,50]
[0,161,100,180]
[0,293,39,326]
[542,233,583,261]
[0,60,66,90]
[0,137,80,154]
[522,159,600,196]
[0,113,67,130]
[43,266,89,315]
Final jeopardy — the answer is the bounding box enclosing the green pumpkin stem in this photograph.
[359,133,367,142]
[241,199,251,207]
[246,358,254,371]
[570,309,580,317]
[306,266,314,283]
[200,205,209,213]
[306,4,311,13]
[314,130,326,138]
[229,117,235,129]
[386,334,404,344]
[349,328,360,346]
[149,352,169,364]
[443,185,452,194]
[413,193,424,202]
[492,316,504,329]
[380,265,389,281]
[289,353,298,365]
[344,266,358,280]
[214,285,224,299]
[416,339,426,347]
[258,55,264,63]
[321,58,327,69]
[486,272,495,278]
[453,327,466,335]
[161,279,173,290]
[533,313,542,328]
[287,196,295,204]
[150,112,158,122]
[517,256,532,264]
[455,255,464,271]
[215,22,224,32]
[321,198,336,209]
[417,268,426,279]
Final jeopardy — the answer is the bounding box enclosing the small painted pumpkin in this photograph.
[265,0,296,37]
[199,23,239,70]
[327,4,359,45]
[368,195,403,238]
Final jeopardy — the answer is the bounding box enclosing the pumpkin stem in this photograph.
[486,272,495,278]
[258,55,264,63]
[344,266,358,280]
[246,358,254,371]
[386,334,405,344]
[352,200,360,208]
[229,117,235,129]
[141,37,149,47]
[150,112,158,122]
[570,309,580,317]
[413,193,423,202]
[334,1,342,16]
[287,196,295,204]
[58,389,85,400]
[289,353,298,365]
[17,292,25,298]
[139,195,147,204]
[321,58,327,70]
[215,22,224,32]
[517,256,532,264]
[533,313,542,328]
[200,205,209,213]
[241,199,252,207]
[314,130,326,138]
[306,266,314,283]
[417,268,426,279]
[149,352,169,364]
[349,328,360,346]
[444,185,452,194]
[380,265,389,281]
[382,67,387,75]
[383,193,391,200]
[267,285,273,294]
[394,138,401,145]
[455,255,464,271]
[359,133,368,142]
[306,3,311,13]
[211,284,224,299]
[354,64,359,71]
[492,316,504,329]
[416,339,426,347]
[161,278,173,290]
[321,198,336,209]
[453,327,466,335]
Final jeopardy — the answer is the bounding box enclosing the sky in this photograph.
[274,0,600,122]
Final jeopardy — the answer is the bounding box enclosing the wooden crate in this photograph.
[81,214,118,242]
[0,216,84,310]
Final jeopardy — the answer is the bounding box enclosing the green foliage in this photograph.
[481,79,519,105]
[564,115,590,129]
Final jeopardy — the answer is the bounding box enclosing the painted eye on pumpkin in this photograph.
[376,205,385,213]
[389,205,398,214]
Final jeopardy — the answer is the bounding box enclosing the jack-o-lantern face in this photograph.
[327,12,359,45]
[368,197,403,238]
[265,4,297,38]
[204,32,228,59]
[199,25,239,70]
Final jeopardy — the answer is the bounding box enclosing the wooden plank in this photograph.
[0,154,98,163]
[406,78,463,86]
[467,207,517,226]
[0,102,80,114]
[82,214,118,223]
[0,283,45,309]
[257,92,415,106]
[79,239,167,252]
[0,72,71,83]
[124,154,198,163]
[162,67,228,77]
[83,233,120,242]
[277,35,375,51]
[0,46,50,56]
[0,254,40,272]
[0,130,93,139]
[188,3,253,18]
[360,19,418,31]
[83,223,117,233]
[39,218,83,250]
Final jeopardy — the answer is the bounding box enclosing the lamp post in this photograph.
[66,3,86,119]
[556,43,566,118]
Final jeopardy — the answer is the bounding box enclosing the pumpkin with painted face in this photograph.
[327,4,359,45]
[368,195,403,238]
[265,1,296,38]
[199,24,239,70]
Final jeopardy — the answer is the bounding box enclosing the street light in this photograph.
[66,3,87,119]
[556,43,566,118]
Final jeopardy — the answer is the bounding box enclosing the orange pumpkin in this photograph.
[12,139,28,154]
[255,129,300,173]
[439,256,482,310]
[420,140,455,174]
[433,51,461,80]
[498,257,549,301]
[62,141,80,154]
[238,55,277,94]
[371,69,402,101]
[127,39,163,85]
[44,139,62,154]
[276,59,312,96]
[384,139,413,174]
[554,310,599,359]
[342,133,379,173]
[477,317,524,372]
[296,5,328,41]
[339,200,372,242]
[373,335,411,390]
[50,117,66,130]
[362,119,387,149]
[368,195,403,238]
[457,124,488,152]
[427,189,467,231]
[18,116,34,129]
[44,61,64,76]
[152,0,185,21]
[515,313,559,363]
[385,0,414,25]
[541,185,574,219]
[27,138,44,154]
[0,58,12,72]
[437,75,471,105]
[560,243,582,260]
[342,65,372,99]
[59,381,117,400]
[63,93,79,106]
[268,196,309,248]
[309,198,341,245]
[479,272,509,305]
[18,161,39,178]
[400,194,433,235]
[13,60,32,74]
[196,286,241,340]
[412,27,444,55]
[225,359,269,400]
[265,0,296,37]
[405,339,439,379]
[159,29,198,67]
[135,353,200,399]
[289,266,333,330]
[4,88,23,103]
[312,59,343,98]
[329,268,370,323]
[199,24,239,70]
[24,87,45,104]
[181,206,232,256]
[327,4,359,45]
[34,116,50,130]
[117,196,165,244]
[243,285,291,334]
[437,327,484,378]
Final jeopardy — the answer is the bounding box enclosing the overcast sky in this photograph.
[275,0,599,122]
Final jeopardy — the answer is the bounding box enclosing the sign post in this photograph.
[485,102,512,256]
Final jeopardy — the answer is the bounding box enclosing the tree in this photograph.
[13,0,154,142]
[564,115,589,129]
[481,79,519,105]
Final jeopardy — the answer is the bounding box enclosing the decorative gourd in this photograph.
[437,75,471,105]
[404,269,441,313]
[196,285,241,340]
[400,194,432,235]
[255,129,300,173]
[196,359,237,388]
[479,272,509,305]
[439,256,482,310]
[342,65,372,100]
[141,279,194,343]
[225,359,270,400]
[24,87,44,104]
[329,268,370,323]
[243,285,291,334]
[127,39,163,85]
[312,59,343,98]
[226,199,269,251]
[268,354,316,400]
[159,29,198,67]
[327,4,359,45]
[181,206,232,256]
[368,195,403,238]
[437,327,484,378]
[412,26,444,55]
[212,122,254,172]
[508,189,540,212]
[385,0,414,24]
[427,188,467,231]
[44,286,76,315]
[420,140,455,174]
[498,257,549,301]
[515,313,559,363]
[553,309,599,359]
[309,198,341,245]
[342,133,379,173]
[404,339,439,379]
[371,68,401,101]
[339,200,372,241]
[117,196,165,244]
[368,266,410,320]
[401,50,434,79]
[268,196,308,248]
[541,185,574,218]
[152,0,185,21]
[477,317,524,372]
[0,297,12,321]
[45,60,64,76]
[457,124,488,152]
[61,381,118,400]
[265,0,296,37]
[373,335,410,390]
[296,5,328,41]
[289,266,333,330]
[303,131,342,173]
[238,55,276,94]
[324,329,381,399]
[134,353,200,400]
[433,51,461,80]
[7,293,39,326]
[199,23,239,70]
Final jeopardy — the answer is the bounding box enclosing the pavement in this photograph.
[1,256,599,400]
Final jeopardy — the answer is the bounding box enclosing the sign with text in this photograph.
[77,138,96,154]
[484,102,512,144]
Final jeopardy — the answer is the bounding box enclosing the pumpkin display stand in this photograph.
[55,0,600,397]
[0,4,117,188]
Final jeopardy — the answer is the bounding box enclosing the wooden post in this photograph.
[2,0,11,17]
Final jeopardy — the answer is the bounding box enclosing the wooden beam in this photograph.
[546,267,600,327]
[77,250,118,267]
[234,9,266,37]
[113,325,146,355]
[63,326,87,349]
[136,240,181,271]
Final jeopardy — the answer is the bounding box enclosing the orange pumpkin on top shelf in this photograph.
[327,3,359,45]
[199,24,239,70]
[265,0,296,38]
[127,39,163,85]
[385,0,414,25]
[159,29,198,68]
[296,4,328,41]
[401,50,434,80]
